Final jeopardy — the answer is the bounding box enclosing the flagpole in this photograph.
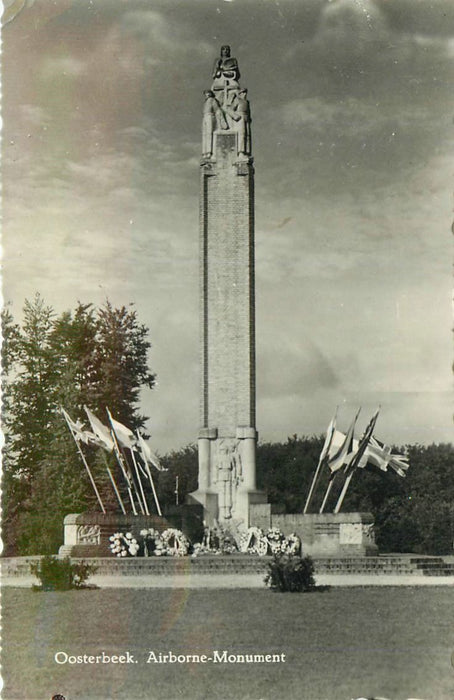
[109,428,138,515]
[113,433,141,515]
[319,477,335,513]
[61,409,106,514]
[130,447,151,515]
[97,451,126,513]
[304,459,323,514]
[106,465,127,515]
[304,409,337,514]
[136,431,162,516]
[143,461,162,516]
[334,468,355,513]
[333,407,380,514]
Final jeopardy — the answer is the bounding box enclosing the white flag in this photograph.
[61,408,96,445]
[327,409,360,474]
[318,412,337,466]
[137,432,166,471]
[84,406,114,451]
[107,409,135,449]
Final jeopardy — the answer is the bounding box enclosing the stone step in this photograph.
[3,555,453,578]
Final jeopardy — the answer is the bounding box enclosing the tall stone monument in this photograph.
[190,46,266,528]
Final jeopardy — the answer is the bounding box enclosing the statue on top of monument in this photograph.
[202,46,252,159]
[211,45,241,109]
[212,45,240,84]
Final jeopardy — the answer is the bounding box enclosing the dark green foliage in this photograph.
[341,443,454,555]
[31,556,97,591]
[2,295,156,555]
[156,445,199,509]
[256,434,325,513]
[265,553,316,592]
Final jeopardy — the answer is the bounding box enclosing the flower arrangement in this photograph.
[109,532,140,557]
[284,532,301,555]
[239,526,268,556]
[238,527,302,557]
[161,528,190,557]
[139,528,164,557]
[109,528,190,557]
[192,524,239,557]
[108,526,301,559]
[266,527,287,555]
[218,527,238,555]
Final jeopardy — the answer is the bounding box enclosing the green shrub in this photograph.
[31,555,97,591]
[265,553,316,592]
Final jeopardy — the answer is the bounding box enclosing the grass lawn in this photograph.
[2,586,453,700]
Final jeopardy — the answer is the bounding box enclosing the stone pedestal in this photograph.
[58,506,204,557]
[249,507,378,557]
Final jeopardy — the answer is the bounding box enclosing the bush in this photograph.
[31,555,97,591]
[265,553,316,592]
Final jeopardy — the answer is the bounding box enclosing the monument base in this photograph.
[188,488,267,529]
[249,506,378,557]
[58,505,204,557]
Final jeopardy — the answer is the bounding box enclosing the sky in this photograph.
[2,0,453,453]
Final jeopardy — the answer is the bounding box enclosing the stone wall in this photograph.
[59,505,204,557]
[249,505,378,557]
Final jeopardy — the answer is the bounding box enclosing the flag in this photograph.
[348,408,380,472]
[361,436,409,477]
[318,412,337,466]
[326,409,360,474]
[329,432,410,478]
[106,409,135,449]
[84,406,114,451]
[61,408,95,445]
[137,432,166,471]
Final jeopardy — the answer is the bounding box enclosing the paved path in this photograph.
[2,573,453,588]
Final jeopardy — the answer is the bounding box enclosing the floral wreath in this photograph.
[160,528,190,557]
[284,533,301,555]
[239,526,268,556]
[266,527,287,555]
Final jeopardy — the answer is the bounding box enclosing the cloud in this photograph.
[19,104,49,126]
[120,9,213,57]
[40,55,86,79]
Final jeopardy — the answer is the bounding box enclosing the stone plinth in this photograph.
[58,506,204,557]
[249,507,378,557]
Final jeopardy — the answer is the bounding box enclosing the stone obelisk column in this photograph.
[190,46,266,528]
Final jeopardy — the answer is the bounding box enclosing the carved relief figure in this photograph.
[226,88,251,155]
[215,439,243,519]
[202,90,228,157]
[77,524,101,545]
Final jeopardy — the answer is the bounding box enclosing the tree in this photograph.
[2,295,156,555]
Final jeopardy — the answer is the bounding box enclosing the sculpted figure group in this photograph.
[202,45,251,158]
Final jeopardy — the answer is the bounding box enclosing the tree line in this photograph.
[2,294,156,554]
[2,296,453,556]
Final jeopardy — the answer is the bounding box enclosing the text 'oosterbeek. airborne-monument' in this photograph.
[190,46,267,528]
